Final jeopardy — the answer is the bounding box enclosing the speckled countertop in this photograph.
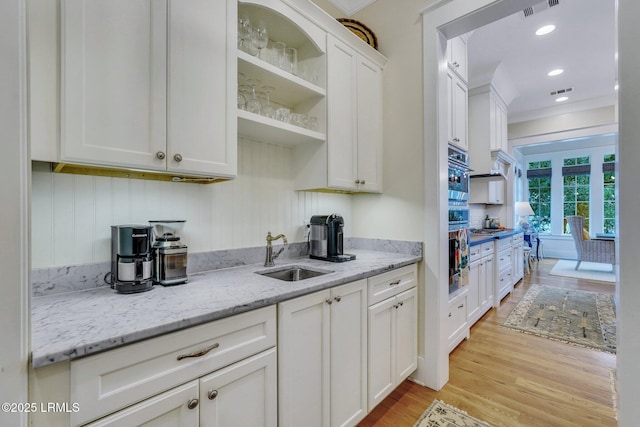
[469,229,524,246]
[31,249,421,368]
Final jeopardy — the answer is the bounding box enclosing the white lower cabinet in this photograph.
[27,306,277,427]
[468,242,495,326]
[368,287,417,409]
[85,348,276,427]
[512,233,524,285]
[278,279,368,427]
[447,290,469,353]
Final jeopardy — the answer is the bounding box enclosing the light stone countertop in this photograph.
[31,249,421,368]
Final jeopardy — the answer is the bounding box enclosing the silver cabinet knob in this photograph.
[156,151,166,160]
[355,179,360,184]
[334,296,341,302]
[360,179,366,185]
[174,153,183,162]
[325,299,333,305]
[187,399,199,410]
[208,390,218,400]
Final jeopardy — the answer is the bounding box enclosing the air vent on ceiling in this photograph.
[550,87,573,96]
[523,0,560,18]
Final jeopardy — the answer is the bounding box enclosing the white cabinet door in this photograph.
[447,36,468,83]
[330,280,368,427]
[327,35,358,190]
[395,288,417,382]
[61,0,167,170]
[167,0,236,177]
[199,348,277,427]
[278,280,367,427]
[447,69,468,151]
[327,34,383,192]
[84,381,199,427]
[278,289,330,427]
[367,295,395,410]
[356,56,383,192]
[488,180,505,204]
[484,254,494,310]
[467,258,481,324]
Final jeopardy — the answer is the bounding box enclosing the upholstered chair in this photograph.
[566,215,615,270]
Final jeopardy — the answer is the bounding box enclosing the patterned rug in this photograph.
[502,285,616,353]
[414,400,491,427]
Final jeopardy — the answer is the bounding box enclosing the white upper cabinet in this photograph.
[446,36,468,83]
[38,0,236,178]
[447,70,468,151]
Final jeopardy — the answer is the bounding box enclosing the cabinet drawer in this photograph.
[70,305,276,426]
[497,268,512,292]
[481,242,494,256]
[512,233,524,244]
[495,237,512,252]
[469,244,481,259]
[496,249,512,272]
[447,295,467,339]
[368,264,417,306]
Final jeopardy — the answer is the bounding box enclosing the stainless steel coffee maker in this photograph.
[150,220,188,286]
[110,225,154,293]
[309,214,356,262]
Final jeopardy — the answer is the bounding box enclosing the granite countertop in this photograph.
[469,228,524,246]
[31,249,421,368]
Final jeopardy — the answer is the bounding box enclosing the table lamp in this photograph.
[515,201,535,230]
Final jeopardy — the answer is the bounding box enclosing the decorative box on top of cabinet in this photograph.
[33,0,237,179]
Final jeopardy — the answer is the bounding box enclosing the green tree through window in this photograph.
[563,156,591,233]
[603,154,616,233]
[527,160,551,233]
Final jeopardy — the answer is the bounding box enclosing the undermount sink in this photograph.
[257,265,333,282]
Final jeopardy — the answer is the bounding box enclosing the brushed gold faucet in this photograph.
[265,232,288,267]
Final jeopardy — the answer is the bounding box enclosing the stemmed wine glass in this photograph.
[261,86,276,119]
[246,79,262,115]
[251,20,269,59]
[238,13,253,53]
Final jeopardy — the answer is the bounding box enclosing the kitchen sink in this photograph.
[256,265,333,282]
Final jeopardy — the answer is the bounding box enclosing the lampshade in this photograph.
[514,201,535,216]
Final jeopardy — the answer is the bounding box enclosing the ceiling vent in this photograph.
[550,87,573,96]
[523,0,560,18]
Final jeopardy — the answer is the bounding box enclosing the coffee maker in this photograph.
[309,214,356,262]
[110,225,154,294]
[150,220,188,286]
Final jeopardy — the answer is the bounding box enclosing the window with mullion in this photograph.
[563,156,591,233]
[603,154,616,233]
[527,160,551,233]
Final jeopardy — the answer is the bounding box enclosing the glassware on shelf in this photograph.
[238,14,253,53]
[285,47,297,75]
[275,107,291,123]
[237,92,247,110]
[246,79,262,115]
[251,20,269,59]
[272,42,286,70]
[261,86,276,119]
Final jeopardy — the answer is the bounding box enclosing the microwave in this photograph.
[448,145,473,204]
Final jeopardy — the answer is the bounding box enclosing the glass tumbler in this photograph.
[285,47,297,75]
[273,42,286,70]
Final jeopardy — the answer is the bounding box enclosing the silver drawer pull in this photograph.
[458,304,464,309]
[187,399,199,410]
[208,390,219,400]
[389,279,401,286]
[177,343,220,361]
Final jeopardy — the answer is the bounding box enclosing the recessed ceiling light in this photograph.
[548,69,563,77]
[555,96,568,102]
[536,25,556,36]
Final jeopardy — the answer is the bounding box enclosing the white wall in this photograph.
[509,106,616,140]
[31,139,352,267]
[0,0,29,425]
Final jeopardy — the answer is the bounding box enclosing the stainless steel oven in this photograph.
[448,145,473,204]
[448,208,469,294]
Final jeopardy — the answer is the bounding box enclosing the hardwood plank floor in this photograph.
[358,259,617,427]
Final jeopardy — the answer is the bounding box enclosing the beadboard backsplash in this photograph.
[31,139,352,268]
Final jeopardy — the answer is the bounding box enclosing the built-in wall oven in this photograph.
[448,145,473,203]
[448,144,472,295]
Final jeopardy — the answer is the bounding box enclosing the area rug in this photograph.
[502,284,616,353]
[414,400,492,427]
[549,259,616,283]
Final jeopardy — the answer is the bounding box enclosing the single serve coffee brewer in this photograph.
[109,225,154,293]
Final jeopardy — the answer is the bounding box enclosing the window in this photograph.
[603,154,616,233]
[527,160,551,233]
[563,156,591,233]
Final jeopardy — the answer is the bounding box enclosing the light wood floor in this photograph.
[358,259,617,427]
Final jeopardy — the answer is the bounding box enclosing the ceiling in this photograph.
[467,0,617,124]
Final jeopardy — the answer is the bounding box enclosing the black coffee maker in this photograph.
[109,225,154,293]
[309,214,356,262]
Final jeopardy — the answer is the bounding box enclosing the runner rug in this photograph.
[502,284,616,353]
[414,400,492,427]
